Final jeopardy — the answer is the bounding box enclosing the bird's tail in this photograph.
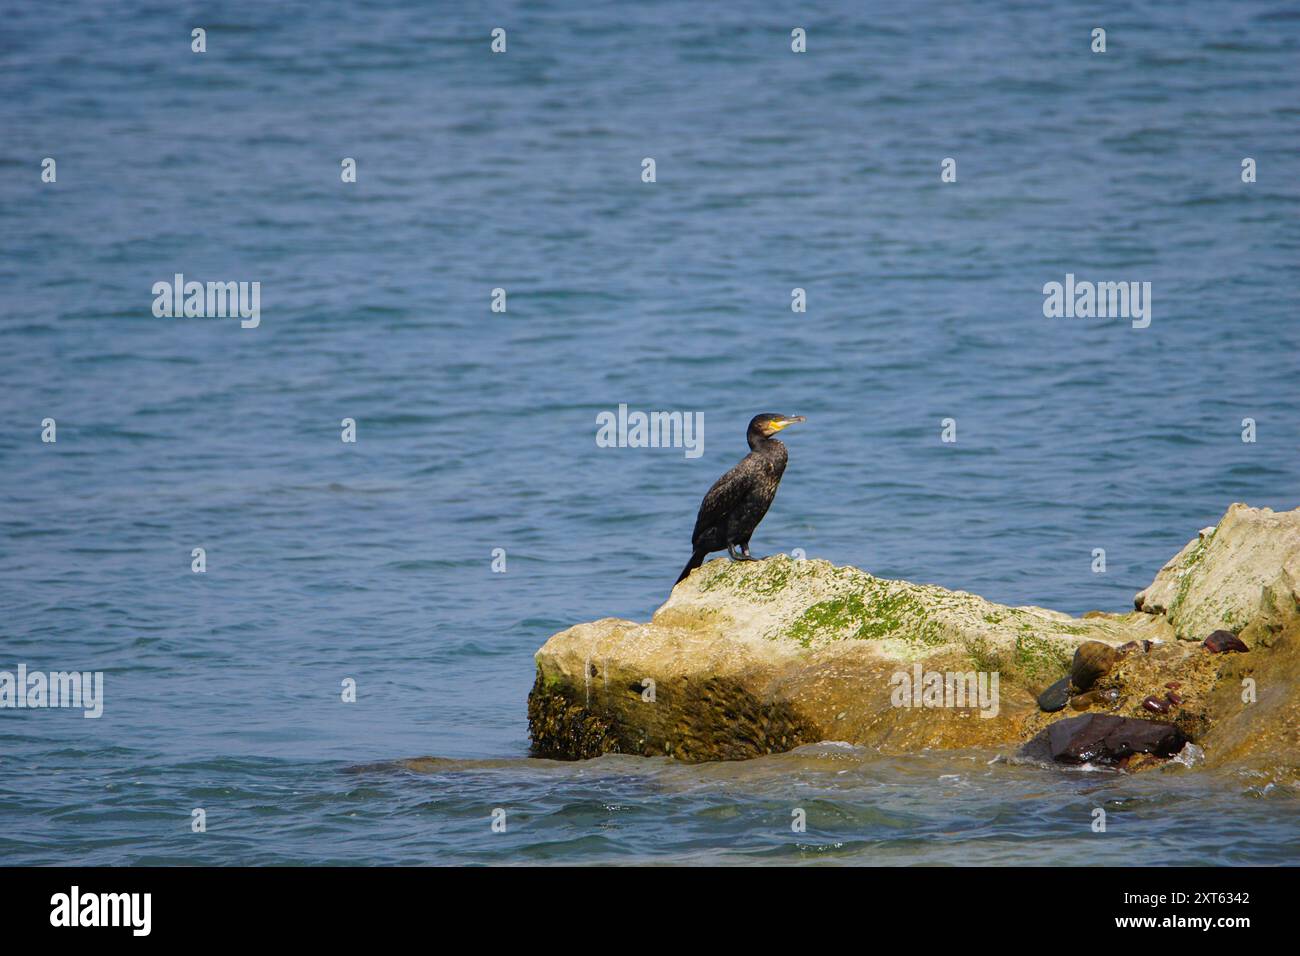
[675,549,707,587]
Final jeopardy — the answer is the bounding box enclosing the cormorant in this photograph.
[675,413,805,586]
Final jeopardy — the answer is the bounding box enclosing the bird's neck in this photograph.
[748,434,784,455]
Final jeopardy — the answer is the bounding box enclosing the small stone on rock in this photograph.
[1070,688,1116,711]
[1203,630,1248,654]
[1037,676,1072,713]
[1142,695,1170,715]
[1071,641,1119,692]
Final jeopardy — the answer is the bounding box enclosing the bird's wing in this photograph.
[690,457,756,545]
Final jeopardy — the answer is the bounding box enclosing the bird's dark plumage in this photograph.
[675,413,805,586]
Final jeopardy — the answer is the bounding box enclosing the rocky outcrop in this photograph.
[529,503,1300,777]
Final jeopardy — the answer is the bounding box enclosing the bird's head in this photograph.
[748,413,806,439]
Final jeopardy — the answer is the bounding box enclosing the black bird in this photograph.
[675,413,806,586]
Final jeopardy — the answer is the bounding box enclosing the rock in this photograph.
[1021,714,1188,765]
[1142,695,1170,715]
[1135,503,1300,640]
[1070,640,1119,691]
[1124,503,1300,780]
[1037,676,1072,712]
[1203,630,1249,654]
[529,555,1159,761]
[530,503,1300,779]
[1070,688,1119,711]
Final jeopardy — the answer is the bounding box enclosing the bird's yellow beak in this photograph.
[768,416,806,433]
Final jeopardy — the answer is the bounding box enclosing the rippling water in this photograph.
[1,1,1298,865]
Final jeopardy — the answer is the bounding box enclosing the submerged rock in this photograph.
[1203,630,1249,654]
[1021,714,1188,766]
[529,503,1300,778]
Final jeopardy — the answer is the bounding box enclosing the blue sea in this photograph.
[1,0,1298,865]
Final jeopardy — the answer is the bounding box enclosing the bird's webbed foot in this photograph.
[730,544,757,561]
